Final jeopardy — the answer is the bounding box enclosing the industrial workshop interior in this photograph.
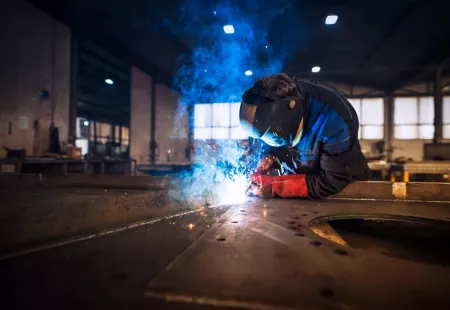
[1,0,450,309]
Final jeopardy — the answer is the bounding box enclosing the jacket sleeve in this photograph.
[306,139,370,199]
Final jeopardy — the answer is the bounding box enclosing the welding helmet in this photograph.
[239,87,304,147]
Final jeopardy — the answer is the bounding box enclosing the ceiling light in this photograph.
[223,25,235,34]
[105,78,114,85]
[245,70,253,76]
[325,15,338,25]
[265,45,268,49]
[83,120,89,126]
[213,11,217,15]
[311,66,321,73]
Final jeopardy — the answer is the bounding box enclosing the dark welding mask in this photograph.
[239,88,304,147]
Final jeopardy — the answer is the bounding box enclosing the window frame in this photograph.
[348,98,385,140]
[193,102,247,140]
[393,96,434,140]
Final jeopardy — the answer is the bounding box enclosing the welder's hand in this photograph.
[247,173,309,198]
[256,154,276,173]
[247,173,274,198]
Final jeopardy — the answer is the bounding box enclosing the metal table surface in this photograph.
[1,197,449,310]
[146,198,450,310]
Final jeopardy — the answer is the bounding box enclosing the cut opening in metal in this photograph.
[310,215,450,266]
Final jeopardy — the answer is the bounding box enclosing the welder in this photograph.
[240,73,370,199]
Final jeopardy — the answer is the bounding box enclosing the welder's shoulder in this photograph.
[320,114,352,155]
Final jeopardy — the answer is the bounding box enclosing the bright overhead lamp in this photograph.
[105,78,114,85]
[325,15,338,25]
[245,70,253,76]
[223,25,235,34]
[311,66,321,73]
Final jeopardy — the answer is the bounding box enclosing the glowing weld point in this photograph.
[223,25,235,34]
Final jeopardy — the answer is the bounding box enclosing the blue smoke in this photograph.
[165,0,304,205]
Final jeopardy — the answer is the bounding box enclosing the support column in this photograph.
[149,78,157,164]
[69,37,78,140]
[433,66,443,143]
[384,95,394,162]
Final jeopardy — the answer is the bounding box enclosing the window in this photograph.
[444,97,450,139]
[394,97,434,139]
[121,126,130,146]
[348,98,384,140]
[193,103,248,140]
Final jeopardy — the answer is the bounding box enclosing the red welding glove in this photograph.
[249,173,308,198]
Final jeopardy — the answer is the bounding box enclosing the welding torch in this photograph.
[245,154,281,195]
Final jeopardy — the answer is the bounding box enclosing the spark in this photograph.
[172,140,250,206]
[188,223,195,230]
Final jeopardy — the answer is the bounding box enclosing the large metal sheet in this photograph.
[145,198,450,310]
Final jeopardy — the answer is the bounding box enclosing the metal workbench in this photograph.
[0,158,137,175]
[369,161,450,182]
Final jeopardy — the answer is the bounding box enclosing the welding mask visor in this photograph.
[239,88,304,147]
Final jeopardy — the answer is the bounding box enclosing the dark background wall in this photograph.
[0,0,71,158]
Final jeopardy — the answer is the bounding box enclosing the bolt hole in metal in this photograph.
[294,233,305,237]
[240,210,246,213]
[333,249,348,256]
[286,221,296,225]
[319,287,334,297]
[216,236,226,242]
[231,221,238,224]
[310,241,322,246]
[311,215,450,266]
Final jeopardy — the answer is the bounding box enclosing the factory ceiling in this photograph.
[27,0,450,91]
